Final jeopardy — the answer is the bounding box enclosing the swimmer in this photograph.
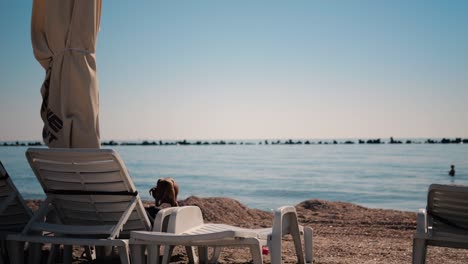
[449,165,455,177]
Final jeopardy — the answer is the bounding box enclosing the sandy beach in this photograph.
[24,197,468,263]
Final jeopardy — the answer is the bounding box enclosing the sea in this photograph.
[1,142,467,212]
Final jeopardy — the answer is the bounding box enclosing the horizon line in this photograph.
[1,136,468,143]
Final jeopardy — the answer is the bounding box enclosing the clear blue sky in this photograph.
[1,0,467,141]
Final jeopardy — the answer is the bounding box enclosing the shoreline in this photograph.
[24,196,468,263]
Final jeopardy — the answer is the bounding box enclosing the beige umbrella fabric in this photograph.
[31,0,102,148]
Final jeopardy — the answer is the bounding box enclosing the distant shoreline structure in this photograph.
[1,137,467,147]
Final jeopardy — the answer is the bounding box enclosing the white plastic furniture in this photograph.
[7,148,152,264]
[413,184,468,264]
[130,205,313,264]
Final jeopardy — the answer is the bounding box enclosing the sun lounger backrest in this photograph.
[0,161,32,234]
[427,184,468,232]
[26,148,136,193]
[25,148,151,234]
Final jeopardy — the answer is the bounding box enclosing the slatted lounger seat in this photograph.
[7,148,151,264]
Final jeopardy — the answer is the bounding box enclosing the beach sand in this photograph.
[24,197,468,263]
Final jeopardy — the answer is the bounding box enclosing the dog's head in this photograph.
[149,177,179,207]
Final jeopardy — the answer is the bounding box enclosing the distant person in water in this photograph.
[449,165,455,176]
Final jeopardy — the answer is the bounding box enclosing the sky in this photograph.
[0,0,467,141]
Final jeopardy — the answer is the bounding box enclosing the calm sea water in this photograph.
[1,144,467,212]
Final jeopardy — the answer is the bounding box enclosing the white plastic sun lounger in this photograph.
[130,205,313,264]
[413,184,468,264]
[7,148,152,264]
[0,161,39,264]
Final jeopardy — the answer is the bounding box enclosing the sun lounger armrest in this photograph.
[153,207,179,232]
[416,209,428,234]
[270,206,306,264]
[273,206,299,236]
[275,206,296,216]
[29,222,115,235]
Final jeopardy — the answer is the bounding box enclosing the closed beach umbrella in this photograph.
[31,0,102,148]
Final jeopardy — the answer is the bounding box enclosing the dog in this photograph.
[149,177,179,207]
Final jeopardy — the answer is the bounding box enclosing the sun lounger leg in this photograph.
[185,246,198,264]
[198,246,209,264]
[46,244,59,264]
[290,225,305,264]
[62,245,72,264]
[27,242,42,264]
[130,244,145,264]
[249,243,263,264]
[0,239,6,264]
[269,235,282,264]
[210,246,222,264]
[118,244,130,264]
[304,227,313,264]
[162,245,174,264]
[412,238,427,264]
[147,244,161,264]
[6,240,24,264]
